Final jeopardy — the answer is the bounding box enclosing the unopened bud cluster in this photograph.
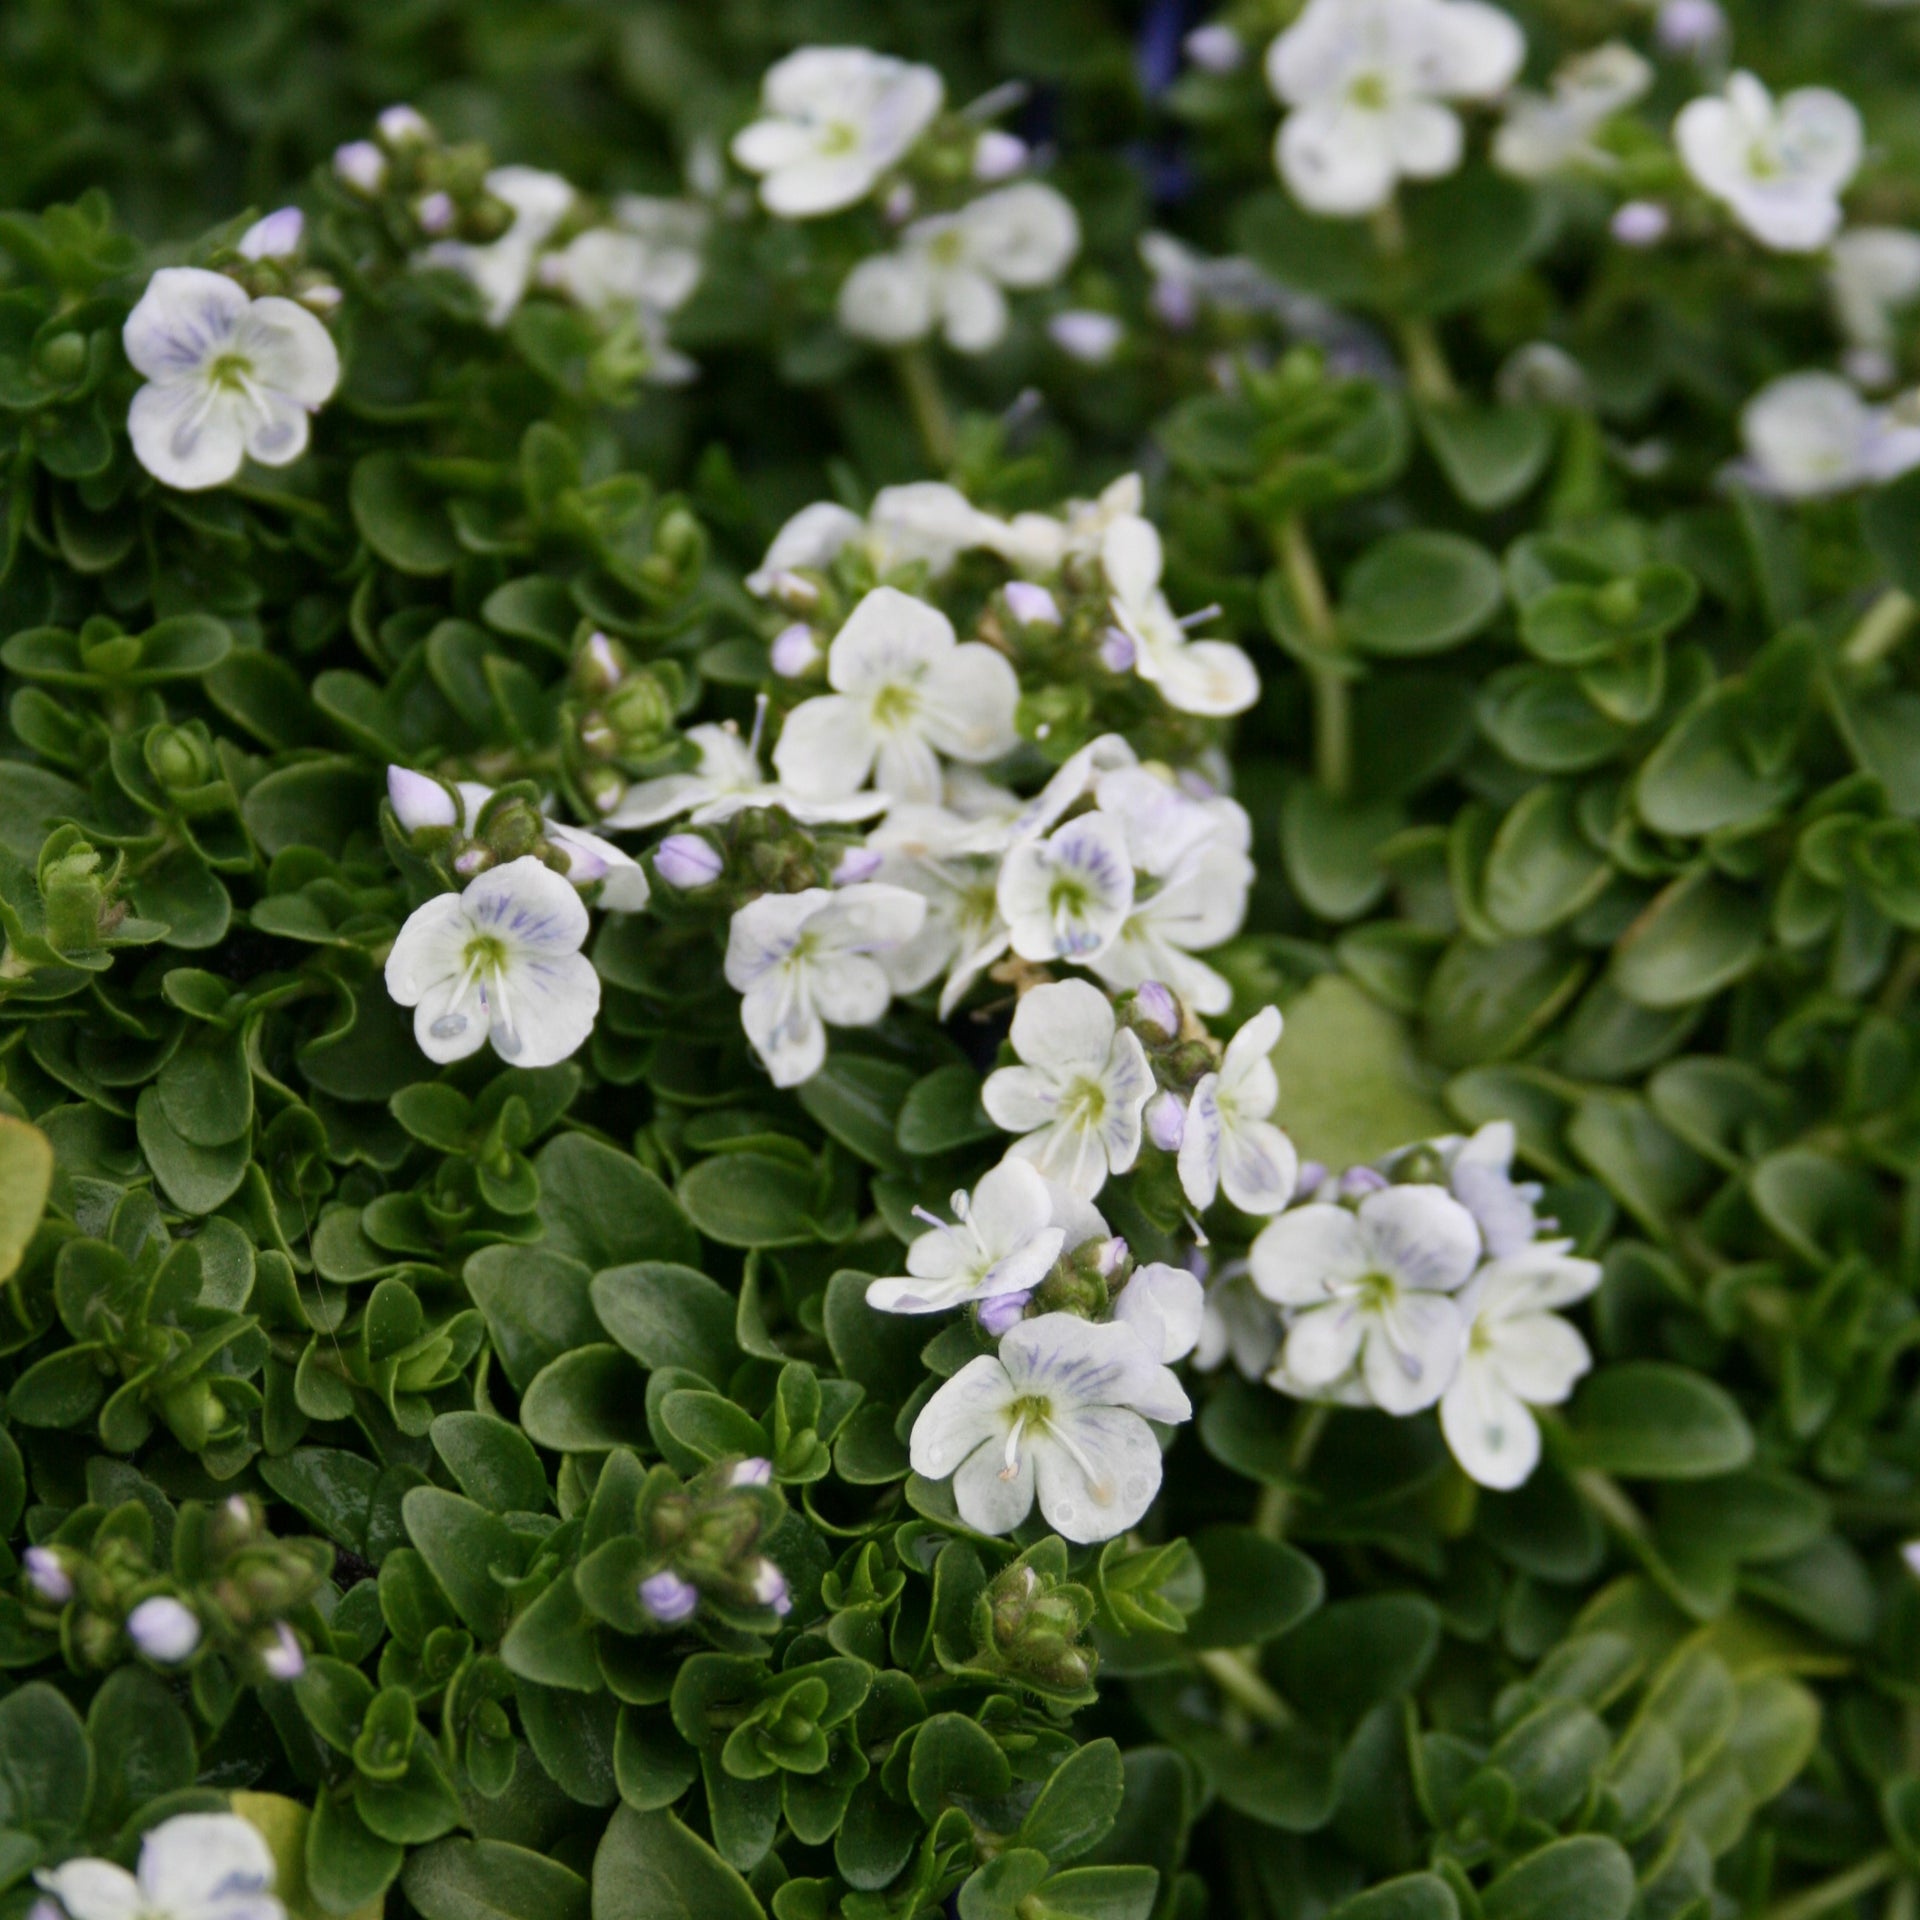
[635,1456,791,1627]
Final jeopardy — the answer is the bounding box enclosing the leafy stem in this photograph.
[1762,1852,1900,1920]
[894,345,957,470]
[1277,514,1352,798]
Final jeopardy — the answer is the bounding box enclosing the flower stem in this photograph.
[1844,587,1919,669]
[1574,1467,1649,1541]
[1255,1401,1331,1541]
[1396,316,1460,406]
[894,345,956,469]
[1197,1648,1295,1730]
[1762,1853,1900,1920]
[1277,514,1352,799]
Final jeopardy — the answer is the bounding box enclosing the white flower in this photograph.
[1049,311,1126,364]
[1432,1120,1543,1257]
[1111,1261,1207,1363]
[838,183,1082,354]
[1739,371,1920,498]
[543,195,707,316]
[1085,766,1254,1016]
[125,1596,202,1664]
[1830,228,1920,387]
[601,722,887,830]
[1252,1184,1481,1414]
[733,48,944,218]
[908,1313,1191,1542]
[37,1814,282,1920]
[997,812,1137,963]
[1655,0,1729,56]
[1265,0,1526,218]
[867,482,1005,574]
[866,1160,1066,1314]
[1186,23,1248,73]
[1102,516,1259,718]
[866,806,1012,1016]
[982,980,1155,1199]
[385,856,601,1068]
[1494,43,1652,180]
[1194,1264,1284,1380]
[421,166,576,325]
[1675,73,1862,254]
[123,269,340,492]
[1441,1242,1600,1489]
[724,883,927,1088]
[746,502,865,598]
[1178,1006,1299,1217]
[238,208,305,261]
[773,587,1021,805]
[333,141,387,194]
[444,778,650,913]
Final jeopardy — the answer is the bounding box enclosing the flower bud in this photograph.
[655,834,723,890]
[1184,22,1246,72]
[576,631,627,696]
[239,207,305,261]
[882,182,917,225]
[770,623,822,677]
[1094,1235,1130,1277]
[832,846,883,886]
[1611,200,1671,248]
[1134,980,1180,1040]
[1146,1091,1187,1152]
[127,1596,201,1664]
[453,845,493,876]
[415,191,457,236]
[750,1558,792,1617]
[298,281,343,315]
[978,1291,1031,1337]
[388,766,458,833]
[1049,311,1124,365]
[972,130,1029,182]
[730,1458,774,1488]
[1655,0,1727,53]
[377,103,433,146]
[1339,1165,1390,1198]
[606,672,675,748]
[262,1623,306,1681]
[23,1548,72,1604]
[640,1570,700,1624]
[1099,626,1138,673]
[1002,581,1060,628]
[148,726,212,792]
[334,141,389,195]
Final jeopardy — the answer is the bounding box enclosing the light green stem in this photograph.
[1396,316,1460,406]
[1844,588,1919,668]
[1574,1467,1649,1541]
[1255,1402,1331,1541]
[1763,1853,1900,1920]
[894,345,956,469]
[1197,1648,1295,1729]
[1277,514,1352,799]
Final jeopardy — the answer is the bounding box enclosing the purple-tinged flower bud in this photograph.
[1099,627,1138,673]
[972,130,1029,182]
[1003,581,1060,628]
[262,1623,306,1681]
[769,571,821,612]
[127,1596,201,1664]
[1094,1235,1130,1277]
[453,846,492,876]
[833,846,883,886]
[770,623,821,677]
[1183,22,1246,72]
[415,191,456,236]
[1048,311,1124,365]
[1151,278,1199,331]
[377,104,433,146]
[751,1558,792,1616]
[333,141,388,195]
[1145,1090,1187,1153]
[1134,981,1180,1039]
[640,1570,700,1624]
[388,765,457,832]
[730,1458,774,1488]
[238,207,305,262]
[979,1291,1031,1337]
[1295,1160,1328,1201]
[1611,200,1671,248]
[1655,0,1727,53]
[299,281,343,315]
[23,1548,72,1604]
[1339,1166,1389,1198]
[1905,1541,1920,1582]
[655,834,723,889]
[882,182,917,225]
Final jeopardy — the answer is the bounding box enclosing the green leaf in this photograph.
[1418,403,1554,511]
[351,452,464,575]
[1341,531,1503,658]
[1329,1875,1460,1920]
[678,1153,821,1249]
[0,1682,91,1839]
[401,1488,523,1640]
[1481,1837,1634,1920]
[1278,975,1450,1166]
[406,1841,590,1920]
[0,1115,52,1284]
[1562,1363,1754,1480]
[590,1263,739,1382]
[1017,1740,1126,1864]
[536,1134,699,1271]
[430,1412,547,1515]
[591,1804,765,1920]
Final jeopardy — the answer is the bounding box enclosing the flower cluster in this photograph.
[734,47,1081,356]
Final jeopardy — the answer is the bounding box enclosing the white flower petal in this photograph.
[1006,978,1116,1077]
[139,1815,275,1914]
[952,1431,1037,1534]
[1034,1407,1163,1542]
[123,268,248,380]
[1364,1289,1463,1414]
[1219,1118,1299,1218]
[1282,1299,1366,1386]
[1249,1204,1369,1305]
[774,693,879,799]
[1441,1360,1541,1490]
[127,380,247,491]
[1112,1262,1207,1363]
[910,1355,1014,1477]
[1360,1184,1482,1292]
